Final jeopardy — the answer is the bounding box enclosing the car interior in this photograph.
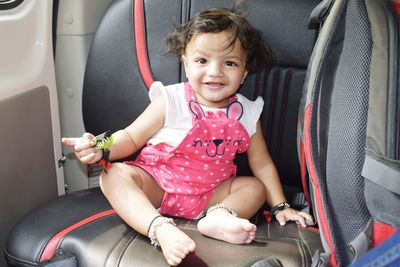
[1,0,399,266]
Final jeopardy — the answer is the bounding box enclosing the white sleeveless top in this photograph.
[147,81,264,147]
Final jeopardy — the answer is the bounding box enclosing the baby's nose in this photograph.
[207,63,223,76]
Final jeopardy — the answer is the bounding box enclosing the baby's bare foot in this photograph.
[156,222,196,266]
[197,209,256,244]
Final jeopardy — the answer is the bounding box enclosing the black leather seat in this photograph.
[4,0,323,266]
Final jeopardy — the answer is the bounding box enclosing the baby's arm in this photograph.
[62,96,166,164]
[247,121,313,227]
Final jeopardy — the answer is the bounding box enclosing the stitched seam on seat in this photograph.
[298,227,315,266]
[266,68,279,147]
[3,248,38,267]
[298,239,309,267]
[276,69,292,166]
[115,230,138,266]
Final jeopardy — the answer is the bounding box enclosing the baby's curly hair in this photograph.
[166,7,274,73]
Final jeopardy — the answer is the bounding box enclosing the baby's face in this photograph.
[181,31,248,108]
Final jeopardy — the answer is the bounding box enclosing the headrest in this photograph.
[83,0,318,134]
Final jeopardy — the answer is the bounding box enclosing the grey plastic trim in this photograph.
[348,219,373,263]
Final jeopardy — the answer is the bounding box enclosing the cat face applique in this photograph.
[187,100,249,160]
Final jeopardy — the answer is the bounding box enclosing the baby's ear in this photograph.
[189,100,205,120]
[241,70,249,84]
[181,55,189,78]
[227,101,243,121]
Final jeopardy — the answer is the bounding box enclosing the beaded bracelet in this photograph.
[147,217,176,247]
[147,215,162,237]
[206,203,238,217]
[270,202,290,218]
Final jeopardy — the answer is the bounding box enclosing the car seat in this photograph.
[5,0,323,266]
[298,0,400,266]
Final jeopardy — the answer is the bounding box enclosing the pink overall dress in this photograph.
[129,83,250,219]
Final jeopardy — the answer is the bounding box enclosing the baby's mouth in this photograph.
[204,82,224,89]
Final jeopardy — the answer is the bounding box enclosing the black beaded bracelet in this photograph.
[270,202,290,218]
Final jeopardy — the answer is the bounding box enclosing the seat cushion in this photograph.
[5,188,322,267]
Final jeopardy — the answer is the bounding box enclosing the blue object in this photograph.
[351,232,400,267]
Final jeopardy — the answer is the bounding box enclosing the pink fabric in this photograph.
[128,83,250,219]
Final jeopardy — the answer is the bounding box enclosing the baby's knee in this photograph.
[99,162,127,188]
[250,178,266,199]
[99,163,145,191]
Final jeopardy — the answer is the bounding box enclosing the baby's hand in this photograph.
[275,208,315,227]
[62,133,102,164]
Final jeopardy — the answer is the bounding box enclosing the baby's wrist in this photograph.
[90,131,114,172]
[91,131,114,150]
[270,202,290,218]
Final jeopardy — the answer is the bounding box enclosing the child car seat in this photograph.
[298,0,400,266]
[4,0,323,266]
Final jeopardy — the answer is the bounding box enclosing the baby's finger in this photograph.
[275,212,287,226]
[297,212,315,226]
[82,132,95,141]
[74,139,95,152]
[294,214,307,227]
[291,211,314,227]
[61,137,79,147]
[80,151,100,164]
[277,209,306,227]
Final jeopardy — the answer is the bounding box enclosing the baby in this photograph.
[63,7,313,266]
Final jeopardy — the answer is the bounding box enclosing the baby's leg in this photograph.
[197,176,266,244]
[99,163,195,266]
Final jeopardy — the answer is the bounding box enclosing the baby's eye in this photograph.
[225,61,239,67]
[195,58,207,64]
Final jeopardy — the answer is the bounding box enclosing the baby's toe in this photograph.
[244,235,254,243]
[187,241,196,252]
[166,252,183,266]
[241,220,256,232]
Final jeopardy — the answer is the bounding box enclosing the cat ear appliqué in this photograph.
[189,100,205,120]
[227,101,243,121]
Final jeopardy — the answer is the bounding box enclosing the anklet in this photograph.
[147,215,162,236]
[206,203,238,217]
[147,217,176,247]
